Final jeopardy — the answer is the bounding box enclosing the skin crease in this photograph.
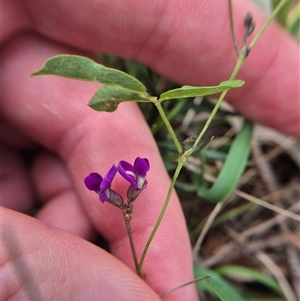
[1,0,299,301]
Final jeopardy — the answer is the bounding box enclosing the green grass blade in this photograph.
[216,266,284,296]
[272,0,293,27]
[198,120,253,203]
[194,266,245,301]
[287,3,300,36]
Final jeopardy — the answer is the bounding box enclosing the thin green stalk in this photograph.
[188,47,247,154]
[137,159,185,274]
[152,100,186,134]
[153,100,182,153]
[189,0,289,154]
[137,0,290,274]
[248,0,291,50]
[187,73,238,155]
[159,275,210,297]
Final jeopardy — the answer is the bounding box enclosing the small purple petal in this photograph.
[118,157,150,190]
[133,157,150,176]
[134,158,149,189]
[100,165,117,191]
[118,161,134,173]
[84,173,103,192]
[118,160,137,187]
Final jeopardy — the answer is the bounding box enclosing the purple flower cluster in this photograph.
[84,157,149,208]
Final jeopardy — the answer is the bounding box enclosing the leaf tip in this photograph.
[30,70,42,77]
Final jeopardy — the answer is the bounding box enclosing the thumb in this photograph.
[1,207,161,301]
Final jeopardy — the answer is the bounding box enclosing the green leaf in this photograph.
[88,85,150,112]
[287,3,300,36]
[272,0,293,27]
[216,266,283,296]
[198,120,253,203]
[32,55,147,92]
[175,180,197,192]
[195,266,245,301]
[159,80,244,101]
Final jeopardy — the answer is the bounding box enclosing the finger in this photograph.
[1,207,161,301]
[2,33,198,299]
[5,0,299,136]
[0,146,34,212]
[32,151,96,240]
[0,119,34,148]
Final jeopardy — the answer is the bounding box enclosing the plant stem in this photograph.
[152,100,186,135]
[124,217,140,276]
[137,0,290,274]
[159,275,210,297]
[137,159,185,274]
[188,49,246,155]
[153,100,183,154]
[228,0,239,56]
[189,0,289,154]
[248,0,291,50]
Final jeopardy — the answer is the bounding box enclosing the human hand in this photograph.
[2,1,299,300]
[2,207,162,300]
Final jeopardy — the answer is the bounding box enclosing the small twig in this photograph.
[226,227,298,301]
[243,235,290,253]
[234,190,300,221]
[254,136,298,167]
[252,137,277,195]
[228,0,239,56]
[276,195,300,299]
[180,136,196,156]
[242,202,299,238]
[201,202,299,268]
[256,252,298,301]
[201,243,236,268]
[159,275,210,298]
[252,137,300,298]
[193,202,224,257]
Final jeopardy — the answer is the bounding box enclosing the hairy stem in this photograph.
[124,217,140,276]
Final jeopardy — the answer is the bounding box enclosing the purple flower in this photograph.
[84,165,118,203]
[118,157,150,190]
[85,157,150,206]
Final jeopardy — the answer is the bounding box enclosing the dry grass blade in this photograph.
[234,190,300,221]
